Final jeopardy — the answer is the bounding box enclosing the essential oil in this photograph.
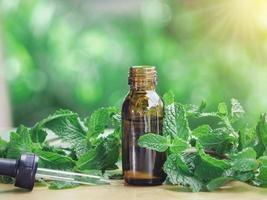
[122,66,166,186]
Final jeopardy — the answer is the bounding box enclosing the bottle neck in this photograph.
[129,81,156,91]
[128,66,157,91]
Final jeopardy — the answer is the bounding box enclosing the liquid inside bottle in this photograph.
[122,66,166,186]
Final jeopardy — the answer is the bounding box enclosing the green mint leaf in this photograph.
[197,144,230,169]
[253,166,267,187]
[7,125,33,159]
[230,147,257,160]
[185,100,206,117]
[192,124,212,134]
[255,113,267,157]
[138,133,169,152]
[162,92,176,138]
[163,90,175,105]
[218,102,228,116]
[229,148,258,172]
[33,109,88,156]
[206,177,233,191]
[48,181,79,190]
[259,156,267,165]
[164,154,203,192]
[87,107,118,139]
[170,137,189,154]
[252,156,267,186]
[0,137,8,157]
[76,135,119,171]
[166,154,193,176]
[192,125,235,154]
[35,149,75,170]
[193,144,230,183]
[198,100,207,112]
[163,92,190,140]
[111,113,121,131]
[234,172,254,182]
[230,98,245,121]
[30,128,47,144]
[238,127,256,151]
[0,176,14,184]
[163,102,176,138]
[41,144,69,156]
[176,103,191,140]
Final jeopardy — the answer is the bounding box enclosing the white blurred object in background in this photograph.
[0,38,12,129]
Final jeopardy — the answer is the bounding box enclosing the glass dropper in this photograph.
[0,153,110,191]
[36,167,110,186]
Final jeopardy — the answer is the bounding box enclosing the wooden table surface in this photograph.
[1,181,267,200]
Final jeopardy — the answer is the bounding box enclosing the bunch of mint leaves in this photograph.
[1,92,267,192]
[0,107,121,189]
[138,91,267,192]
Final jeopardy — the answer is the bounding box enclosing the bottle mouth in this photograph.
[130,66,156,75]
[128,66,157,86]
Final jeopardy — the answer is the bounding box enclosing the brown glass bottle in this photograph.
[122,66,166,186]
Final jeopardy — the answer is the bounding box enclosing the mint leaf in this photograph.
[48,181,79,190]
[162,92,177,138]
[230,147,257,160]
[164,154,203,192]
[0,137,8,157]
[254,166,267,186]
[76,135,119,171]
[230,148,258,172]
[168,154,193,175]
[138,133,169,152]
[176,103,191,140]
[7,125,33,159]
[30,128,47,143]
[238,127,256,150]
[163,90,175,105]
[138,134,189,154]
[234,171,254,182]
[255,113,267,157]
[192,125,235,154]
[192,125,212,137]
[35,149,75,170]
[196,144,230,169]
[33,110,88,156]
[253,156,267,186]
[259,156,267,165]
[193,144,230,183]
[206,177,233,191]
[170,137,189,154]
[163,92,191,140]
[87,107,118,139]
[0,176,14,184]
[185,100,206,117]
[231,98,245,121]
[218,102,228,116]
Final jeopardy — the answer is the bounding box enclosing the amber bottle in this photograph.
[122,66,166,186]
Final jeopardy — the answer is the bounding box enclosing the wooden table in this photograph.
[1,181,267,200]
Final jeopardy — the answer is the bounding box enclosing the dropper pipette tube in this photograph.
[0,154,110,190]
[36,168,110,186]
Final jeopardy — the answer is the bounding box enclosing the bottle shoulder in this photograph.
[122,90,163,118]
[122,91,163,106]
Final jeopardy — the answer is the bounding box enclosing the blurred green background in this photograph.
[1,0,267,126]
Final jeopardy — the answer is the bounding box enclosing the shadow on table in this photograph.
[0,188,30,194]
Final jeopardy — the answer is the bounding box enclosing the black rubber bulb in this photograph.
[0,154,38,190]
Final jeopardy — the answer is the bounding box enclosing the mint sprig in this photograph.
[138,91,267,192]
[0,107,121,189]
